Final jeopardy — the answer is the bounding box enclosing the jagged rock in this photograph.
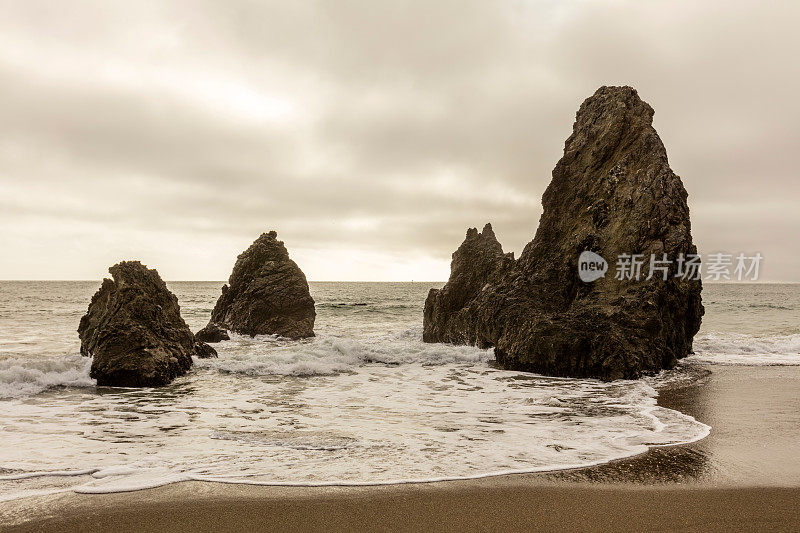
[78,261,216,387]
[423,223,514,345]
[424,86,704,380]
[206,231,315,339]
[194,340,218,358]
[195,323,230,343]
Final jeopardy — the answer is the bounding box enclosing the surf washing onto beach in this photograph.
[1,281,797,502]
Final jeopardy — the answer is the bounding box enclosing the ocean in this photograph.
[1,281,799,502]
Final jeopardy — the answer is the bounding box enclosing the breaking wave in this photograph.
[193,328,492,377]
[689,332,800,366]
[0,354,94,399]
[2,329,799,402]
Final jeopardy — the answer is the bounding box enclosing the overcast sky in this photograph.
[1,1,798,281]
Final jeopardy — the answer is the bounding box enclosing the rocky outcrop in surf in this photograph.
[78,261,216,387]
[195,323,230,343]
[424,86,704,380]
[423,223,513,345]
[205,231,315,340]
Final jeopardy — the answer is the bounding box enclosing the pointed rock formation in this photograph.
[205,231,315,340]
[423,86,704,380]
[423,223,513,345]
[78,261,216,388]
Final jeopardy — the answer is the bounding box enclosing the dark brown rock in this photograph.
[194,340,218,358]
[195,323,230,343]
[207,231,315,339]
[423,86,703,380]
[78,261,216,387]
[423,223,513,345]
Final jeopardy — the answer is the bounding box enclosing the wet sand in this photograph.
[3,365,800,532]
[546,364,800,485]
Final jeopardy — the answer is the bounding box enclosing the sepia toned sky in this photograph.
[1,1,798,281]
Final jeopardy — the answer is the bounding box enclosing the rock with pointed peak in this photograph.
[423,223,513,345]
[78,261,216,387]
[206,231,315,339]
[423,86,703,380]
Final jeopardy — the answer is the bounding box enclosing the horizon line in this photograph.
[0,279,449,283]
[1,279,798,284]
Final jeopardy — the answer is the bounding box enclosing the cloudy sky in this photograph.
[1,1,798,281]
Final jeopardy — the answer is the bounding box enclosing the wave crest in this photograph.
[195,329,493,376]
[689,332,800,365]
[0,354,94,399]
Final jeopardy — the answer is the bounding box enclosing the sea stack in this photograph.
[424,86,703,380]
[78,261,217,388]
[423,223,514,346]
[204,231,315,340]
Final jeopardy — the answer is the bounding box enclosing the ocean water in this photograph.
[0,281,798,501]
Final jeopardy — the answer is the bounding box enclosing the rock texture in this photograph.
[423,223,514,345]
[195,323,230,343]
[424,86,703,380]
[78,261,216,388]
[206,231,315,339]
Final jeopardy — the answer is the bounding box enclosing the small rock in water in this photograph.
[206,230,316,339]
[78,261,217,387]
[193,339,218,358]
[424,86,704,380]
[195,323,230,343]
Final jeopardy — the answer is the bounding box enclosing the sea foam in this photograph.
[5,281,797,502]
[689,332,800,365]
[193,328,493,377]
[0,354,94,399]
[0,362,710,501]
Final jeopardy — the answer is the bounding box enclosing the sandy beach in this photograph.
[4,482,800,533]
[3,364,799,532]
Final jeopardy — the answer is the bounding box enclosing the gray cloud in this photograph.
[0,0,798,280]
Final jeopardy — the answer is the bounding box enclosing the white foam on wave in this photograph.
[194,328,493,377]
[0,354,94,399]
[76,471,194,494]
[0,361,710,502]
[0,468,99,480]
[689,332,800,365]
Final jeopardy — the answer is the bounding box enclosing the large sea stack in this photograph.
[424,86,703,380]
[78,261,216,387]
[205,231,315,340]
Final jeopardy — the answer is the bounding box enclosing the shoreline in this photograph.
[3,364,800,531]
